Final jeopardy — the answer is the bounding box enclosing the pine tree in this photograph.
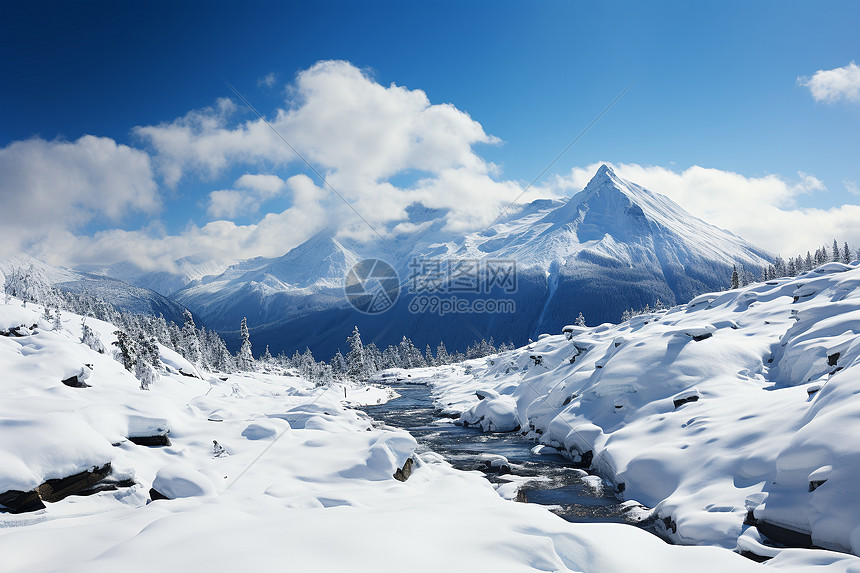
[843,242,852,264]
[112,330,136,371]
[436,341,450,365]
[238,317,255,371]
[328,349,345,376]
[730,266,740,289]
[833,239,840,262]
[180,310,201,364]
[136,332,160,368]
[424,344,436,366]
[346,326,366,380]
[52,307,62,331]
[135,359,159,391]
[575,312,586,327]
[80,319,106,354]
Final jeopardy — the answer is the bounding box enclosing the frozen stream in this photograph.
[360,383,657,529]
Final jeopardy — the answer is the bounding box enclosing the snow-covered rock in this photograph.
[410,264,860,564]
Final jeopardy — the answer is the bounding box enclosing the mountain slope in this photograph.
[0,254,190,324]
[173,166,771,357]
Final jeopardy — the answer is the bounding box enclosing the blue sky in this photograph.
[1,1,859,267]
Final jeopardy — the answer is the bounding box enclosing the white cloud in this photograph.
[207,190,248,218]
[798,62,860,104]
[258,72,277,88]
[235,173,286,198]
[845,179,860,195]
[206,173,287,217]
[9,61,859,275]
[135,60,503,234]
[0,135,159,257]
[550,162,860,256]
[36,174,329,271]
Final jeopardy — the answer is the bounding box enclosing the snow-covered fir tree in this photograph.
[237,317,255,371]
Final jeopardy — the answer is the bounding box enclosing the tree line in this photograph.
[731,239,856,289]
[3,265,512,386]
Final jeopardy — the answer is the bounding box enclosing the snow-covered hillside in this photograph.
[396,261,860,565]
[0,296,800,572]
[0,254,190,324]
[169,166,773,358]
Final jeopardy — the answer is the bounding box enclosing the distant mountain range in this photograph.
[3,166,772,358]
[0,254,189,324]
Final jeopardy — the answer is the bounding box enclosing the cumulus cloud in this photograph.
[798,62,860,104]
[206,173,287,218]
[551,162,860,255]
[136,60,504,232]
[9,60,859,275]
[0,135,159,257]
[35,174,328,271]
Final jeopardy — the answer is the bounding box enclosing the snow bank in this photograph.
[411,265,860,567]
[0,295,808,572]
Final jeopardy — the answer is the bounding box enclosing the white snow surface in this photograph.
[0,297,798,572]
[393,263,860,569]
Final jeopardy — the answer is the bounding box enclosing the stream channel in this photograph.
[360,382,658,531]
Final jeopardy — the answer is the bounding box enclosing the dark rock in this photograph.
[809,479,827,492]
[0,489,45,513]
[393,457,413,482]
[755,520,816,549]
[673,395,700,409]
[571,449,593,469]
[61,374,90,388]
[149,487,170,501]
[828,352,840,367]
[128,434,171,447]
[36,464,112,502]
[740,550,773,563]
[0,325,33,337]
[661,516,678,534]
[1,463,122,513]
[482,460,511,475]
[78,478,136,496]
[615,482,626,494]
[690,332,713,342]
[514,489,527,503]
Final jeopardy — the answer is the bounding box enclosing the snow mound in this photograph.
[414,265,860,563]
[151,463,215,499]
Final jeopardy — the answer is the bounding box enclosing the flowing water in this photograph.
[360,383,654,527]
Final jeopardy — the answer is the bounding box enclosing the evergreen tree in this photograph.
[52,307,62,331]
[112,330,136,371]
[180,310,201,364]
[843,242,852,264]
[833,239,840,262]
[80,320,106,354]
[136,331,160,368]
[730,266,740,289]
[575,312,586,327]
[237,317,255,371]
[346,326,366,380]
[436,341,450,365]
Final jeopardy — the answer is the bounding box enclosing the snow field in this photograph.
[0,297,785,572]
[404,263,860,570]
